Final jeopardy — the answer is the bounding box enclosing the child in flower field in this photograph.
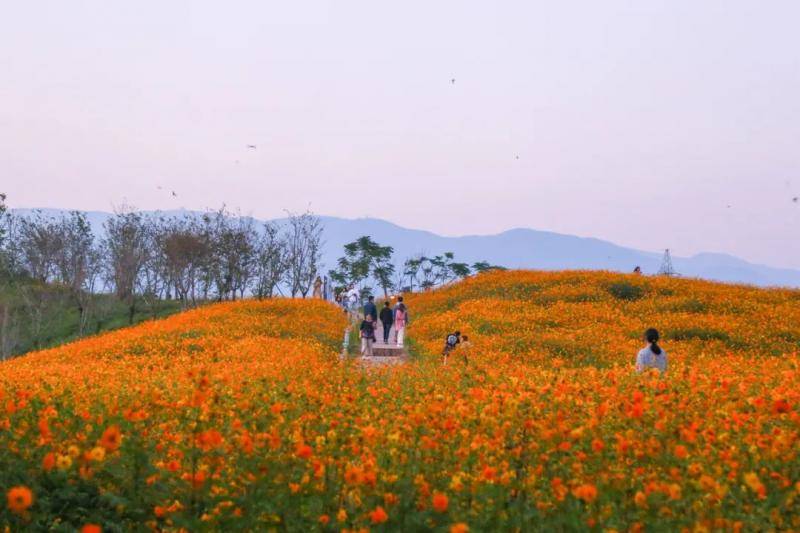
[360,314,376,357]
[636,327,667,373]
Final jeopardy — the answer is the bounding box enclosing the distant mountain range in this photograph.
[11,208,800,288]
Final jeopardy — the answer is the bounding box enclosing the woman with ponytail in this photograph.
[636,328,667,373]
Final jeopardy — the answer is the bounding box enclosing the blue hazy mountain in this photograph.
[11,208,800,288]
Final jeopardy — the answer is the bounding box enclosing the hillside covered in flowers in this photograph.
[1,271,799,531]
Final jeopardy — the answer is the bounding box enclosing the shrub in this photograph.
[606,281,645,301]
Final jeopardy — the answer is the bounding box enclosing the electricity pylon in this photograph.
[657,248,678,276]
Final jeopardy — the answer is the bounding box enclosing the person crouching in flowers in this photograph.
[360,314,376,357]
[441,331,461,364]
[457,335,472,365]
[636,328,667,374]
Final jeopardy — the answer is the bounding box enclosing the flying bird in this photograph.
[450,78,455,84]
[515,155,520,160]
[171,191,178,197]
[247,144,257,149]
[793,197,798,203]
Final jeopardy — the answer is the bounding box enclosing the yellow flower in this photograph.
[89,446,106,462]
[56,454,73,470]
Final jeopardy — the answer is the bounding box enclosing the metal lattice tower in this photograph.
[657,248,678,276]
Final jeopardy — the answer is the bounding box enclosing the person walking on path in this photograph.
[360,314,376,357]
[379,301,394,343]
[312,276,323,299]
[636,328,667,374]
[363,296,377,327]
[347,286,360,320]
[393,296,409,347]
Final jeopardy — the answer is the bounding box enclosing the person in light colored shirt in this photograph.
[636,328,667,374]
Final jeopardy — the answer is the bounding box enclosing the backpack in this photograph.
[395,308,406,326]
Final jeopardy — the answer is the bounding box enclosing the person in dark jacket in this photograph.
[363,296,377,323]
[379,301,393,343]
[360,314,376,357]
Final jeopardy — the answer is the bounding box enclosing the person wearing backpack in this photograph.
[379,301,394,343]
[442,330,461,364]
[363,296,377,327]
[360,314,377,357]
[393,297,409,347]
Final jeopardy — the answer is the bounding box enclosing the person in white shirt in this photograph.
[636,328,667,374]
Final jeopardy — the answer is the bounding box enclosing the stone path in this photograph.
[342,318,409,366]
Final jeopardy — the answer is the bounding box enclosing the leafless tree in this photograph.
[203,209,258,300]
[284,211,324,298]
[54,211,101,335]
[103,207,151,324]
[12,211,64,283]
[154,215,210,307]
[254,221,288,298]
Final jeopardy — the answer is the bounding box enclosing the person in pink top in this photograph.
[393,296,409,346]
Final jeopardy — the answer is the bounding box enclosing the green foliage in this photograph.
[606,280,646,301]
[329,236,395,296]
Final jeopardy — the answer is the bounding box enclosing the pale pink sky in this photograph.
[1,1,799,268]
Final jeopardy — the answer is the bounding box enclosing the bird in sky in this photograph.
[171,191,178,197]
[515,155,520,160]
[793,196,798,203]
[247,144,257,149]
[450,78,455,84]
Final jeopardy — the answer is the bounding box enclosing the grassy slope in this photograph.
[0,278,184,357]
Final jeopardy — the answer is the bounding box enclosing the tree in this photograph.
[254,221,288,299]
[284,211,324,298]
[54,211,101,335]
[398,252,484,292]
[203,209,258,301]
[330,236,395,298]
[13,211,64,283]
[472,261,506,273]
[0,193,7,268]
[103,208,150,324]
[154,215,210,307]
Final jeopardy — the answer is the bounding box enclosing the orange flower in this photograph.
[673,444,688,459]
[7,486,34,515]
[634,490,648,509]
[42,451,56,471]
[772,399,791,414]
[369,505,389,524]
[100,425,122,452]
[295,443,313,459]
[450,523,470,533]
[432,492,449,512]
[572,483,598,503]
[81,525,102,533]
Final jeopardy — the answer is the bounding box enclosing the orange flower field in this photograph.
[1,271,799,531]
